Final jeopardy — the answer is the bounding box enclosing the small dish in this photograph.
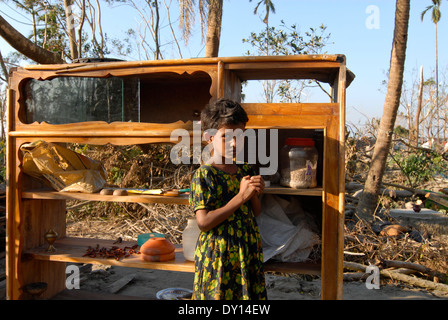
[156,288,193,300]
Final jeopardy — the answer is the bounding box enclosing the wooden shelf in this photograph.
[21,186,323,204]
[264,185,323,196]
[25,237,195,273]
[7,55,347,299]
[24,237,321,275]
[22,189,191,205]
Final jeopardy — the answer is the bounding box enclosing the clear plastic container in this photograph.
[280,138,318,189]
[182,218,201,261]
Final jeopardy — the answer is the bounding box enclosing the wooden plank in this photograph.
[242,103,338,116]
[9,104,337,136]
[22,190,191,206]
[107,273,137,294]
[336,58,347,300]
[22,186,322,203]
[12,120,193,136]
[20,198,67,299]
[320,117,343,300]
[13,136,177,146]
[263,185,322,196]
[247,114,330,129]
[23,55,342,71]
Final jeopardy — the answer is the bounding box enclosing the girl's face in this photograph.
[209,123,246,163]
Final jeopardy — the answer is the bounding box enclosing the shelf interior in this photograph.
[24,237,321,276]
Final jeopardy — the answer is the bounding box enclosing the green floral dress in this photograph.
[189,163,267,300]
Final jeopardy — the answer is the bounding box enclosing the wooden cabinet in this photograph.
[6,55,354,300]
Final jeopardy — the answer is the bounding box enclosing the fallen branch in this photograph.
[382,182,428,196]
[382,270,448,293]
[425,193,448,208]
[343,261,368,273]
[343,272,367,282]
[343,251,365,256]
[343,261,448,293]
[380,259,447,283]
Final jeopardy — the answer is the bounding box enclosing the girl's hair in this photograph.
[200,99,249,131]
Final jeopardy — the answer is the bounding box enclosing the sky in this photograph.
[1,0,447,125]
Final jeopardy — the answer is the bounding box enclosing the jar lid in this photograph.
[285,138,315,146]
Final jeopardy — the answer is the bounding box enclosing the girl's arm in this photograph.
[249,175,264,217]
[195,175,258,231]
[250,194,262,217]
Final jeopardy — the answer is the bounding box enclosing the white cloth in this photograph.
[256,194,321,262]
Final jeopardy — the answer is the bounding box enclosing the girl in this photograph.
[189,99,267,300]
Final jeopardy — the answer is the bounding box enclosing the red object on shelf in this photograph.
[284,138,315,146]
[140,237,175,261]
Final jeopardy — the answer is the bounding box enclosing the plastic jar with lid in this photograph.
[280,138,318,189]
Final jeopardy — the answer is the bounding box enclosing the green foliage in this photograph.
[242,21,331,103]
[394,125,409,137]
[391,149,448,187]
[110,166,124,184]
[242,20,331,56]
[421,0,442,24]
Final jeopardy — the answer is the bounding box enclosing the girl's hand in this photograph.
[239,175,257,202]
[249,175,265,195]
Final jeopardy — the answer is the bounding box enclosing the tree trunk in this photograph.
[435,22,439,140]
[64,0,79,60]
[356,0,410,222]
[204,0,223,58]
[414,66,424,146]
[153,0,161,60]
[0,14,64,64]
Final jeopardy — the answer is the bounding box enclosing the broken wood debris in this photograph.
[344,261,448,293]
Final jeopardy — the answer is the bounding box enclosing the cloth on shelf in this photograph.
[21,140,107,193]
[256,194,321,262]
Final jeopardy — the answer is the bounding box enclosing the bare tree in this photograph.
[64,0,79,59]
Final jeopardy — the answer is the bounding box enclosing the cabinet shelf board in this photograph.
[264,185,323,196]
[22,186,323,203]
[22,189,191,205]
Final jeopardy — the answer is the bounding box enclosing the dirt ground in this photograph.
[72,263,448,300]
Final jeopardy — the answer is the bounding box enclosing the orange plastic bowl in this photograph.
[140,237,175,256]
[141,251,175,262]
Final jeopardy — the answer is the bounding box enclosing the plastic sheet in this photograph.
[21,140,107,193]
[256,194,321,262]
